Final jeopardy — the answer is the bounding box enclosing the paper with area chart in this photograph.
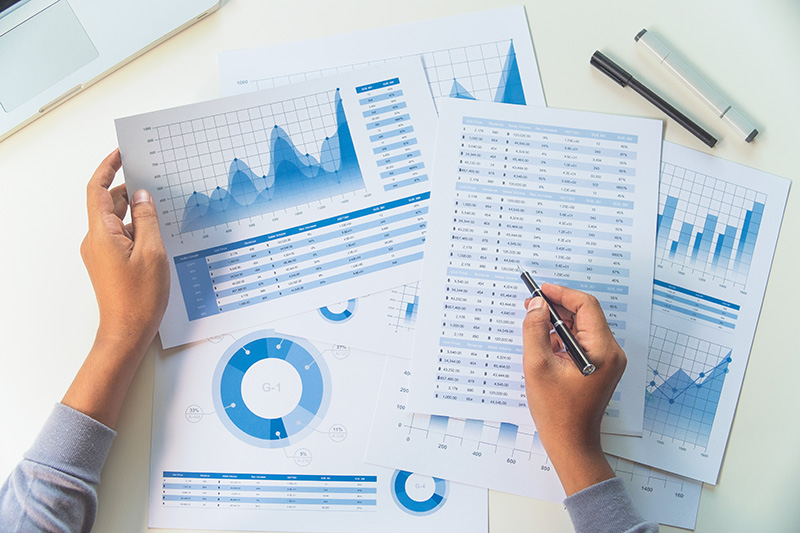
[116,59,436,348]
[366,357,703,530]
[409,98,663,436]
[602,142,791,484]
[218,6,545,108]
[148,328,487,531]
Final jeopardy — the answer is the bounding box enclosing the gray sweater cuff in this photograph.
[564,477,657,533]
[23,403,117,485]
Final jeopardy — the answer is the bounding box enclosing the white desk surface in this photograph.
[1,1,797,531]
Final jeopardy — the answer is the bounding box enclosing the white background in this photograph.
[0,1,797,531]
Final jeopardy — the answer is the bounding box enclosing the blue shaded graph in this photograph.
[247,39,531,107]
[449,79,476,100]
[181,89,365,233]
[448,40,526,105]
[656,163,766,285]
[404,294,419,322]
[388,282,420,332]
[644,327,731,448]
[657,196,763,277]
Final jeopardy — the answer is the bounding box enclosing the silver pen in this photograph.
[518,266,596,376]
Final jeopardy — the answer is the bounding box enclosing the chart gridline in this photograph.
[155,89,366,234]
[656,162,766,286]
[644,325,732,448]
[387,282,420,332]
[249,39,525,106]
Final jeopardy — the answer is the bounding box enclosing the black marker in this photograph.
[590,50,718,148]
[518,266,595,376]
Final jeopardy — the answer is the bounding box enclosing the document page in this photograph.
[367,356,704,529]
[409,98,663,435]
[148,329,487,531]
[218,6,545,108]
[602,142,791,483]
[116,59,436,348]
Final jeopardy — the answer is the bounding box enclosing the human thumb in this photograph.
[130,189,163,248]
[522,297,555,370]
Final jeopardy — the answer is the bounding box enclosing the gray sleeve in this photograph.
[563,477,660,533]
[0,403,116,533]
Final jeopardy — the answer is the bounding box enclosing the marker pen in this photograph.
[635,29,758,142]
[590,51,718,148]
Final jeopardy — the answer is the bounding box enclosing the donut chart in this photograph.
[390,470,449,516]
[212,332,331,448]
[318,298,357,323]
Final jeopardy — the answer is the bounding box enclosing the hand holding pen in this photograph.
[518,267,595,376]
[520,281,628,496]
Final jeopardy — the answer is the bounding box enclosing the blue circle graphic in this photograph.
[390,470,449,516]
[212,332,330,448]
[318,298,357,323]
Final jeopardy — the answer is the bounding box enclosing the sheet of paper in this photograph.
[367,357,703,529]
[218,6,545,108]
[148,329,487,531]
[268,282,420,358]
[602,142,791,484]
[408,98,662,435]
[116,59,436,348]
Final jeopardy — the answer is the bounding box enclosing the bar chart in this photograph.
[656,161,766,286]
[386,282,420,332]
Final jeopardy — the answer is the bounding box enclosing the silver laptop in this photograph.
[0,0,220,142]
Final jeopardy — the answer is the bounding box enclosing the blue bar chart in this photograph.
[656,162,766,286]
[387,282,420,332]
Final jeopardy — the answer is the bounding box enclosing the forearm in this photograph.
[547,444,616,497]
[61,332,151,429]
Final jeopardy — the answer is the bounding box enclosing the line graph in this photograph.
[644,325,731,448]
[155,88,366,234]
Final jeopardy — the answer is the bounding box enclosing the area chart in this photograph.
[117,60,437,348]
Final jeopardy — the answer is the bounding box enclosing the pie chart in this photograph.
[390,470,449,516]
[318,298,358,323]
[212,332,331,448]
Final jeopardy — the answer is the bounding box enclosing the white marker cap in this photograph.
[636,29,758,142]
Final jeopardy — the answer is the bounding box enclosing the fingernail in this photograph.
[132,189,151,205]
[526,297,544,311]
